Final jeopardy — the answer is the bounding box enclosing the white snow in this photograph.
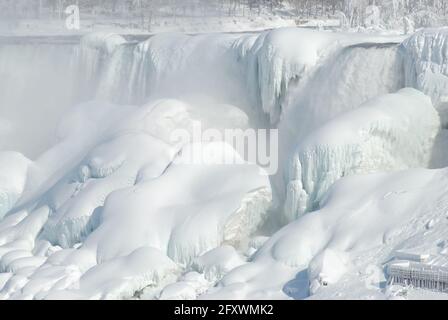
[204,168,448,299]
[284,88,440,220]
[402,27,448,126]
[1,26,448,300]
[0,97,271,299]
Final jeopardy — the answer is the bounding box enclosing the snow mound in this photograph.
[205,168,448,299]
[44,247,180,300]
[0,98,271,299]
[284,88,440,220]
[240,28,342,123]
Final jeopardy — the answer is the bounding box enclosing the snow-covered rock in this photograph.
[284,89,440,220]
[402,28,448,126]
[0,98,272,299]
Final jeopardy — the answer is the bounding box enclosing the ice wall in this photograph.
[72,30,408,216]
[402,28,448,126]
[284,89,440,220]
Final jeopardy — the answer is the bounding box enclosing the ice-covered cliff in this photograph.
[402,28,448,126]
[203,168,448,299]
[401,28,448,168]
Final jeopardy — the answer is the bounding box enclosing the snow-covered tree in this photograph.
[0,0,446,30]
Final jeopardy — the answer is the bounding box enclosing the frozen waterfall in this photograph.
[0,28,446,300]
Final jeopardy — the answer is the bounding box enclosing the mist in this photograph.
[0,40,79,158]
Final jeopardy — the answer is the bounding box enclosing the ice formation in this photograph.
[0,41,79,157]
[401,28,448,168]
[73,28,405,125]
[0,98,272,299]
[204,168,448,299]
[402,28,448,126]
[308,249,351,294]
[284,89,440,220]
[1,27,448,300]
[0,152,31,219]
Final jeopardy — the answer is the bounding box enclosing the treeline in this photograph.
[0,0,294,18]
[1,0,447,29]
